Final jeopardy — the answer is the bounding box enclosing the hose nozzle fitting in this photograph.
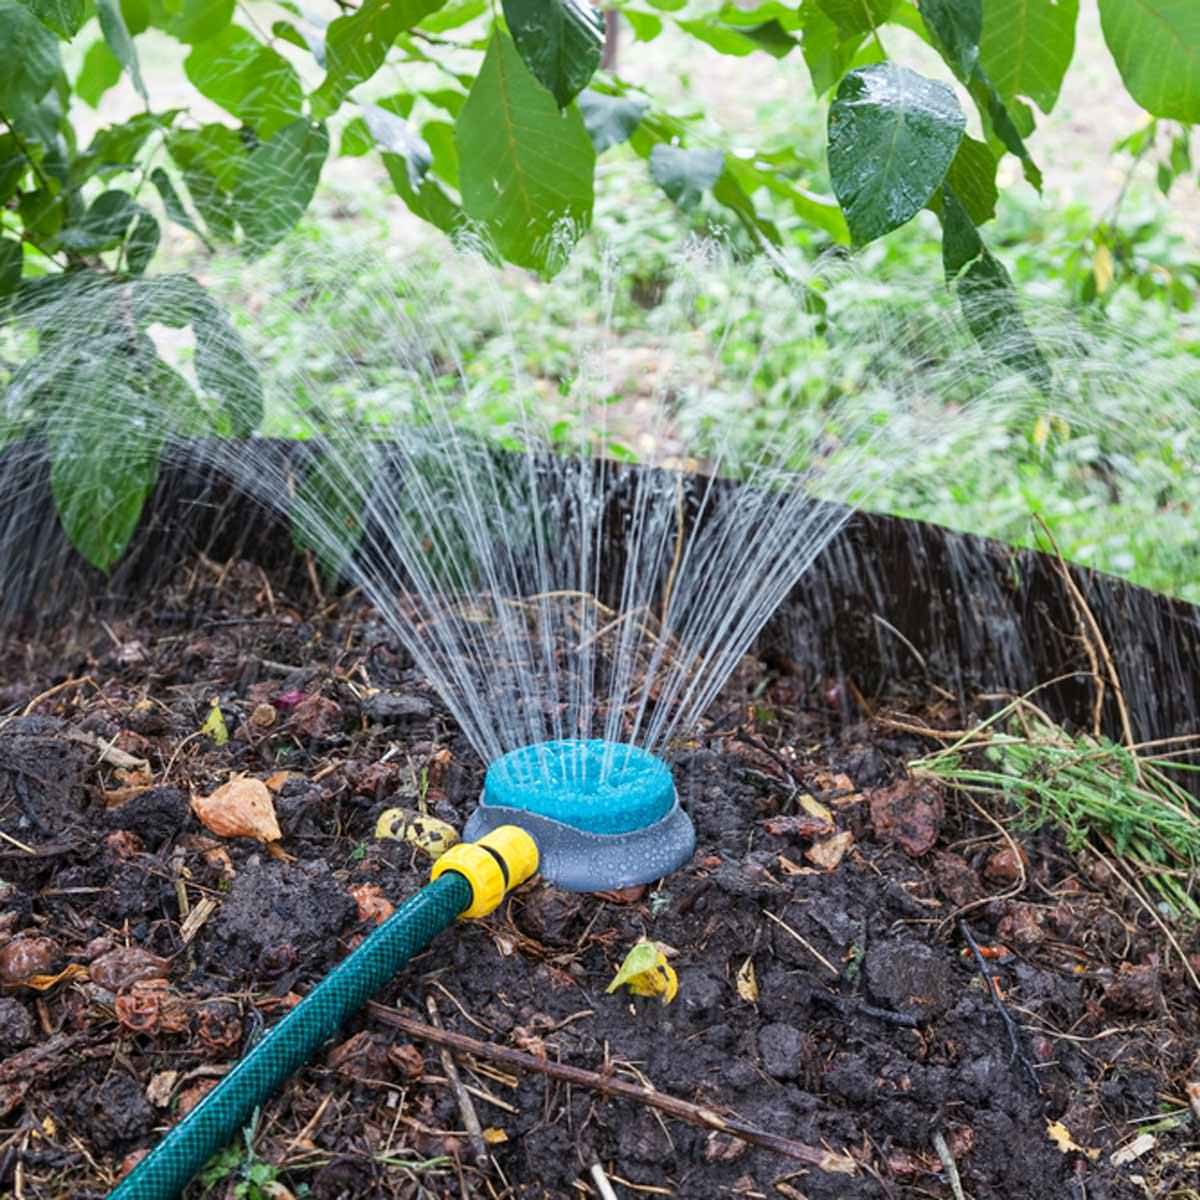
[431,824,539,918]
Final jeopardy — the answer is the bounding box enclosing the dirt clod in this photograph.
[0,997,36,1048]
[864,938,958,1019]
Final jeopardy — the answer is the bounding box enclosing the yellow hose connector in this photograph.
[431,824,539,918]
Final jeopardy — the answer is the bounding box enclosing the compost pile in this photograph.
[1,561,1197,1200]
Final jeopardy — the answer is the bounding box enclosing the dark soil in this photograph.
[1,560,1198,1199]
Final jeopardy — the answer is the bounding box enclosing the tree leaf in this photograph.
[979,0,1077,115]
[231,118,328,257]
[167,124,245,240]
[455,29,594,275]
[150,165,211,247]
[312,0,448,119]
[502,0,604,108]
[649,144,724,209]
[816,0,892,36]
[920,0,981,79]
[49,371,163,572]
[75,38,124,108]
[23,0,86,38]
[163,0,235,44]
[800,4,862,95]
[361,103,432,186]
[383,153,463,233]
[1098,0,1200,122]
[193,295,264,434]
[578,89,647,153]
[0,0,61,115]
[0,237,22,296]
[677,16,796,58]
[184,25,304,139]
[828,62,965,246]
[97,0,147,102]
[124,210,159,275]
[968,69,1042,189]
[59,189,137,252]
[940,133,997,224]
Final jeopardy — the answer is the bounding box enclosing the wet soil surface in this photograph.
[2,561,1198,1199]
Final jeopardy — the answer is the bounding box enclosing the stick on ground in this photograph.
[367,1003,857,1174]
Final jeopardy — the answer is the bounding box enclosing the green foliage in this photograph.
[0,0,1197,571]
[828,63,965,246]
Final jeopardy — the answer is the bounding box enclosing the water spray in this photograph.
[109,743,693,1200]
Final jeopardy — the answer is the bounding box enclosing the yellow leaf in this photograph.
[736,957,758,1003]
[1046,1120,1100,1160]
[798,793,833,824]
[607,939,678,1005]
[482,1127,508,1145]
[1032,413,1050,450]
[1093,244,1115,294]
[191,775,281,843]
[23,963,90,992]
[41,1115,57,1137]
[199,699,229,746]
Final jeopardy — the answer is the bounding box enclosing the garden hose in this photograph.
[109,826,537,1200]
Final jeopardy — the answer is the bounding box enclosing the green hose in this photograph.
[111,871,472,1200]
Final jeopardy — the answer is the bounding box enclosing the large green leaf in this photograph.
[232,118,328,257]
[193,300,263,434]
[0,0,61,114]
[979,0,1077,115]
[828,62,965,246]
[312,0,448,118]
[578,89,647,153]
[162,0,235,43]
[816,0,892,36]
[97,0,147,102]
[22,0,86,38]
[502,0,604,108]
[649,144,724,209]
[920,0,981,79]
[1099,0,1200,122]
[943,133,997,224]
[75,38,124,108]
[49,370,164,572]
[455,30,594,275]
[185,26,303,138]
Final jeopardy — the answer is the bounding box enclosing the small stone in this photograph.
[758,1022,805,1080]
[0,997,36,1048]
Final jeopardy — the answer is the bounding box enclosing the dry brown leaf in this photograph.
[192,775,281,843]
[351,884,394,925]
[264,771,298,793]
[146,1070,178,1107]
[805,830,854,871]
[1186,1080,1200,1123]
[1110,1133,1155,1166]
[735,957,758,1004]
[90,946,170,992]
[101,785,153,808]
[777,855,819,877]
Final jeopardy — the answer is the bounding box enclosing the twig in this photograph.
[958,920,1040,1093]
[931,1130,968,1200]
[590,1162,619,1200]
[366,1005,857,1173]
[763,910,840,978]
[426,993,489,1169]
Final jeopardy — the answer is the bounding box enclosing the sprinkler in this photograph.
[109,742,692,1200]
[467,739,695,891]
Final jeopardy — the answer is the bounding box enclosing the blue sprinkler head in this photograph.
[462,739,695,892]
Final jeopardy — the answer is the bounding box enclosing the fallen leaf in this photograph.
[387,1042,424,1080]
[192,775,282,843]
[90,946,171,992]
[606,939,678,1005]
[146,1070,178,1107]
[115,980,190,1035]
[199,699,229,746]
[289,694,342,739]
[248,703,277,730]
[1047,1119,1101,1160]
[351,883,394,925]
[805,830,854,871]
[102,784,153,807]
[482,1127,508,1145]
[22,964,89,992]
[178,1079,217,1116]
[1110,1132,1155,1167]
[777,855,819,877]
[798,793,834,824]
[1187,1080,1200,1123]
[763,814,833,839]
[735,957,758,1003]
[264,771,298,793]
[869,780,943,858]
